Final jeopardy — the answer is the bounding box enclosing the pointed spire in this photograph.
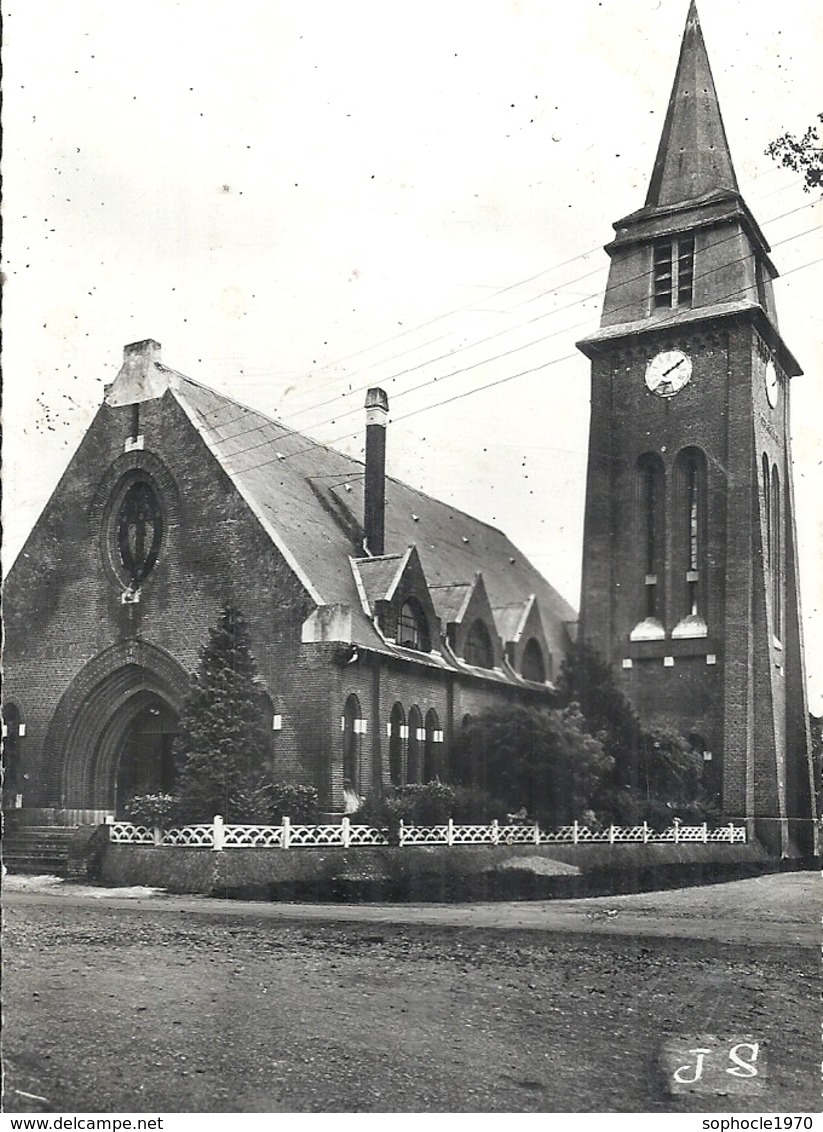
[645,1,738,208]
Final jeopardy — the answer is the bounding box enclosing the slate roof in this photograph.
[428,583,473,628]
[491,600,531,644]
[353,553,408,609]
[107,354,577,659]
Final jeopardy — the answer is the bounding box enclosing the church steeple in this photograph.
[646,1,738,208]
[575,0,817,859]
[577,0,800,376]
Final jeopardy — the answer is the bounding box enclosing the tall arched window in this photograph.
[396,597,431,652]
[423,709,442,783]
[388,702,405,787]
[632,453,666,639]
[639,453,665,619]
[673,447,707,630]
[342,693,362,796]
[521,638,546,683]
[464,620,494,668]
[762,452,771,565]
[771,465,782,640]
[407,706,422,784]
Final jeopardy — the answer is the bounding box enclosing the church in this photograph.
[2,3,817,852]
[2,342,575,822]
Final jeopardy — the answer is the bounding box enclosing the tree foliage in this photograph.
[557,641,712,826]
[765,114,823,193]
[452,702,612,827]
[175,605,272,823]
[556,642,641,764]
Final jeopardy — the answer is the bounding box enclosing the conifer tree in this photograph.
[175,605,271,822]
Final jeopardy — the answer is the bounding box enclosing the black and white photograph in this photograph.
[2,0,821,1119]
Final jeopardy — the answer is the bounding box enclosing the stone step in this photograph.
[3,827,81,876]
[5,828,78,842]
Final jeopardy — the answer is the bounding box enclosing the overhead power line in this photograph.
[216,247,823,481]
[201,195,820,449]
[206,207,821,466]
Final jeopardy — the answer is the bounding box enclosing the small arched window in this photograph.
[407,706,422,784]
[637,452,666,622]
[675,447,707,620]
[389,702,405,787]
[342,693,362,797]
[521,638,546,683]
[2,703,22,808]
[423,709,442,783]
[396,597,431,652]
[762,453,771,565]
[464,620,494,669]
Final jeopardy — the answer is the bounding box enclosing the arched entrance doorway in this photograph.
[45,641,189,823]
[113,695,178,817]
[63,674,181,821]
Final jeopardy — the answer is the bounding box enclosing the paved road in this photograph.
[4,870,817,947]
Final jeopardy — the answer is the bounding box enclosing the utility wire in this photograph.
[210,212,821,467]
[188,171,808,423]
[190,172,806,432]
[203,196,820,448]
[388,251,823,429]
[221,247,823,479]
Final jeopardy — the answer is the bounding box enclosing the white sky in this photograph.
[3,0,822,709]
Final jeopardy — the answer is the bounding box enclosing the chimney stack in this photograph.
[106,339,167,406]
[364,388,389,556]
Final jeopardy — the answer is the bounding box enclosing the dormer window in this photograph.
[464,619,494,669]
[521,638,546,683]
[396,597,431,652]
[653,235,694,309]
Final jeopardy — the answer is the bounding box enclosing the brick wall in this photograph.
[4,387,559,817]
[578,312,814,837]
[3,391,314,811]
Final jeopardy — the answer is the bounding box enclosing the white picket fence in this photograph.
[107,816,746,850]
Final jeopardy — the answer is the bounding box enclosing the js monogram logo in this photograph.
[662,1035,766,1096]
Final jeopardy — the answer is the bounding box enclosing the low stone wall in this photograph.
[100,838,772,901]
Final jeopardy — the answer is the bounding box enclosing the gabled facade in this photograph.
[3,340,574,822]
[577,2,817,856]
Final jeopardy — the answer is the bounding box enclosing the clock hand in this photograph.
[663,358,685,377]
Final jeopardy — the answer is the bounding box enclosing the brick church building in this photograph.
[2,340,574,822]
[3,2,817,850]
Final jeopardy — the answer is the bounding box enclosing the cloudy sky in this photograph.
[3,0,822,707]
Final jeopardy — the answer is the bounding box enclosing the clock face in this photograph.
[645,349,693,398]
[765,359,780,409]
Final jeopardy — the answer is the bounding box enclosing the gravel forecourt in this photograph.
[2,873,819,1113]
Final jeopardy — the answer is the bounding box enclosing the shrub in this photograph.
[124,793,181,828]
[450,785,510,824]
[398,782,456,824]
[266,783,319,823]
[355,782,457,829]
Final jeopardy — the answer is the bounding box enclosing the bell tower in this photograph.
[576,1,817,856]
